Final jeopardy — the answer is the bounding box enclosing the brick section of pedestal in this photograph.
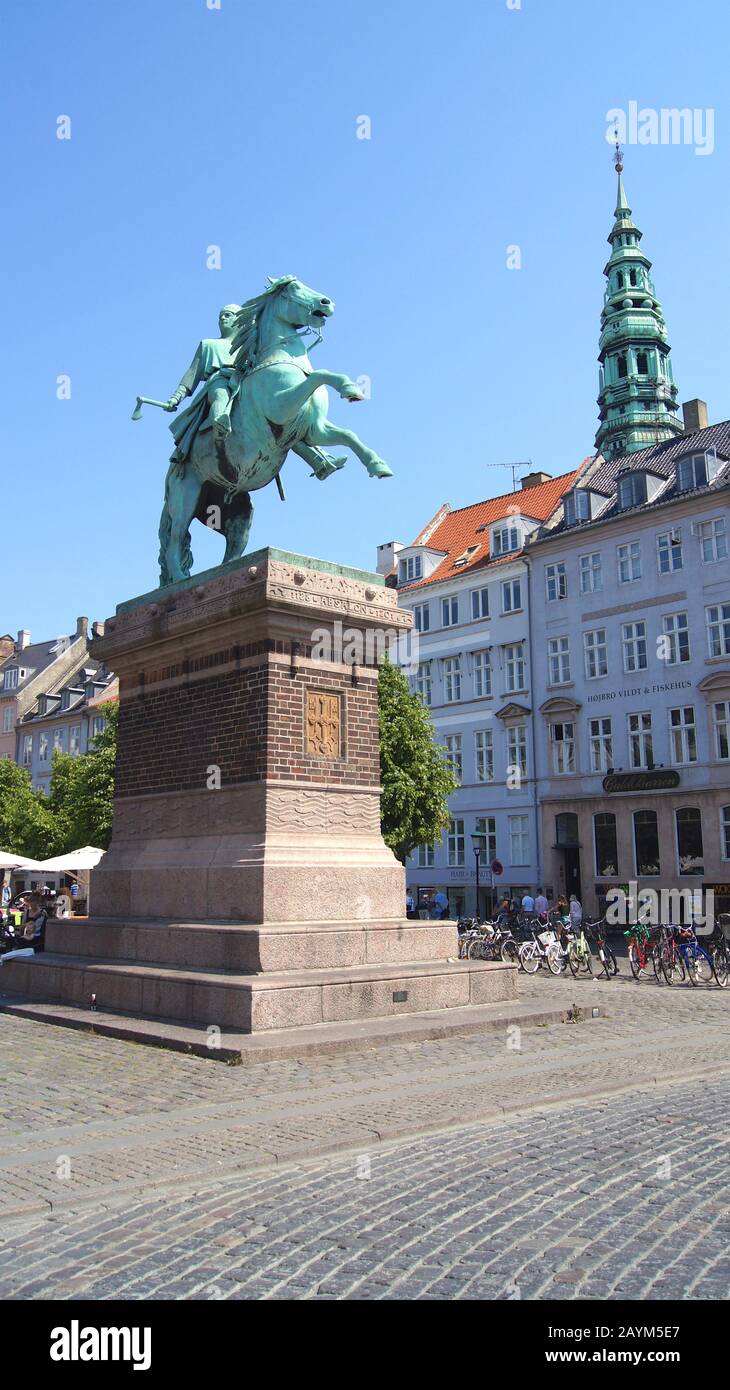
[115,655,379,800]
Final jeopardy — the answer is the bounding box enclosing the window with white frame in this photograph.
[471,587,489,620]
[662,611,690,665]
[713,701,730,760]
[413,603,430,633]
[628,711,653,769]
[415,662,432,705]
[669,706,697,764]
[53,727,63,752]
[677,452,717,492]
[472,650,491,698]
[70,725,80,756]
[579,552,602,593]
[475,729,494,782]
[492,522,520,556]
[2,668,18,691]
[417,843,435,868]
[617,540,641,583]
[441,596,459,627]
[508,814,529,865]
[545,562,567,601]
[550,721,575,774]
[721,805,730,860]
[506,724,527,778]
[399,555,422,583]
[548,636,571,685]
[584,628,608,679]
[589,717,613,772]
[2,706,12,734]
[443,656,461,702]
[22,734,32,765]
[501,578,522,613]
[699,517,728,563]
[444,734,462,784]
[564,490,591,526]
[39,732,49,762]
[92,716,106,739]
[448,817,465,866]
[707,604,730,657]
[474,816,497,863]
[656,529,683,574]
[617,473,647,510]
[622,620,647,673]
[504,643,525,691]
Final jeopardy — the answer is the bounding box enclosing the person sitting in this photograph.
[1,894,47,960]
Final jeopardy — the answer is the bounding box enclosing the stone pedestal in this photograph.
[91,548,411,927]
[1,549,518,1035]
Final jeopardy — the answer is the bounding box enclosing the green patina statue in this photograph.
[135,276,392,586]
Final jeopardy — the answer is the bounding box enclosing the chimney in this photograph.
[682,399,709,434]
[91,620,106,638]
[75,616,89,638]
[520,470,552,490]
[16,629,31,651]
[376,541,404,576]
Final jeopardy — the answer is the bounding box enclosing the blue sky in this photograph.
[2,0,728,640]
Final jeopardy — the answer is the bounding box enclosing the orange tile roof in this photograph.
[401,470,580,590]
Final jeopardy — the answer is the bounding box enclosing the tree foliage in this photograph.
[0,759,61,859]
[378,656,456,864]
[49,702,118,851]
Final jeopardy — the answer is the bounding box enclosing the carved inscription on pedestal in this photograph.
[306,691,342,758]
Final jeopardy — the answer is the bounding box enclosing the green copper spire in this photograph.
[596,148,683,459]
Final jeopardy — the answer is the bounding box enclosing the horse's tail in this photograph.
[157,462,193,587]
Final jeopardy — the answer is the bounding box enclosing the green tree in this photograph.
[378,656,456,864]
[50,702,118,851]
[0,760,60,859]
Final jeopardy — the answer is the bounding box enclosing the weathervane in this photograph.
[613,124,624,174]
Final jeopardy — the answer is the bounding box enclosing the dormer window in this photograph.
[491,521,521,556]
[617,473,648,510]
[399,554,422,584]
[677,451,720,493]
[564,490,591,526]
[2,668,18,690]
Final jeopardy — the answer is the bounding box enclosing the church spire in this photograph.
[595,139,683,459]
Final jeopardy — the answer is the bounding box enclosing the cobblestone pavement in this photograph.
[2,1077,729,1300]
[1,969,728,1298]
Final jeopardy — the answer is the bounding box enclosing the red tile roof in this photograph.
[401,470,580,590]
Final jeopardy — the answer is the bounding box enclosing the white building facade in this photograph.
[528,415,730,920]
[381,471,577,916]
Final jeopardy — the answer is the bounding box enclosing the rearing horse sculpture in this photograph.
[157,276,392,586]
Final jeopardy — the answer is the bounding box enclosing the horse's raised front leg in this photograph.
[265,369,362,424]
[305,419,393,479]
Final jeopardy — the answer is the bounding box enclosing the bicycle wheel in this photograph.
[500,939,520,965]
[713,944,729,989]
[628,941,645,980]
[568,941,590,976]
[687,947,713,986]
[546,943,566,975]
[661,948,686,986]
[604,945,618,977]
[519,943,540,974]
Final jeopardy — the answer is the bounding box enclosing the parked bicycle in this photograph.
[675,925,714,986]
[585,917,619,979]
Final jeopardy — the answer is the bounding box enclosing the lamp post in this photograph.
[471,832,482,921]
